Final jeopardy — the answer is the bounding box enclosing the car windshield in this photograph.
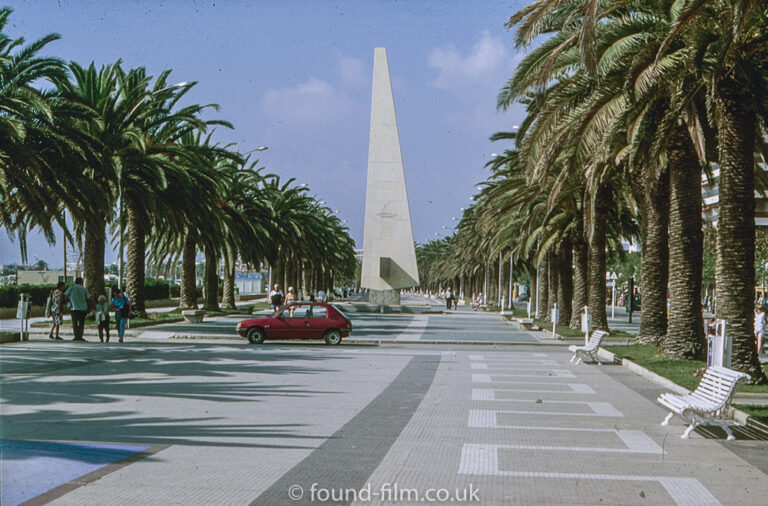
[330,304,348,320]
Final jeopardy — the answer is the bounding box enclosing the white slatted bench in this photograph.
[658,366,749,440]
[568,330,608,365]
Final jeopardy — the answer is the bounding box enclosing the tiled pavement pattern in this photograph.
[253,355,440,505]
[3,330,768,504]
[359,347,768,505]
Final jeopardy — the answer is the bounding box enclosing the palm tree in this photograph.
[0,9,100,262]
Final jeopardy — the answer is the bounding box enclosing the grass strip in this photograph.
[605,343,768,422]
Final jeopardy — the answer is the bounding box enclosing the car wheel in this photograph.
[247,327,266,344]
[324,329,342,345]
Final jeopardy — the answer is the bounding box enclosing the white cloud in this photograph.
[337,55,367,87]
[429,31,520,91]
[262,77,355,126]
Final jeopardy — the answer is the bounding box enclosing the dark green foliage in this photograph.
[0,284,56,307]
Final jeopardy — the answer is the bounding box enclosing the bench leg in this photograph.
[722,424,736,441]
[570,353,576,363]
[681,420,700,439]
[661,412,674,426]
[575,354,583,365]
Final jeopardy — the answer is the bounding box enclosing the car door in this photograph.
[282,304,312,338]
[264,308,292,338]
[308,304,330,338]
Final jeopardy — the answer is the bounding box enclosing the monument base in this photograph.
[369,289,400,305]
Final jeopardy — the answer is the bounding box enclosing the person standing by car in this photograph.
[48,281,66,340]
[285,286,296,316]
[269,284,284,313]
[111,287,131,343]
[65,277,90,341]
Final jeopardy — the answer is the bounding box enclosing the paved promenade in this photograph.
[2,307,768,505]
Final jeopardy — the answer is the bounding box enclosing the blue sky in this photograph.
[1,0,527,267]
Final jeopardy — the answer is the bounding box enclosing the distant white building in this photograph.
[16,270,81,285]
[702,164,768,226]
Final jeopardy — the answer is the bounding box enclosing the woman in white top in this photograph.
[755,304,765,354]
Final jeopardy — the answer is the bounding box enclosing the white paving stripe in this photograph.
[469,353,550,361]
[470,363,489,369]
[472,370,575,381]
[472,384,596,396]
[394,314,430,341]
[458,430,660,455]
[480,359,560,365]
[458,446,718,505]
[468,405,623,426]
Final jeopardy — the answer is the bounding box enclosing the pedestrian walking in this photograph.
[269,284,284,313]
[65,277,90,341]
[755,304,765,354]
[446,287,454,310]
[318,289,326,302]
[111,287,131,343]
[95,295,111,343]
[47,281,65,340]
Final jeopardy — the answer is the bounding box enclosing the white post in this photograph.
[611,280,615,319]
[17,293,31,341]
[582,305,591,345]
[527,300,531,318]
[552,303,558,339]
[498,252,503,306]
[500,297,505,314]
[509,256,514,309]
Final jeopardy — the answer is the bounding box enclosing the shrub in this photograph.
[144,278,170,300]
[0,284,56,307]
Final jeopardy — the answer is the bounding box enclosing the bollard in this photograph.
[552,303,558,339]
[17,293,31,341]
[581,306,592,345]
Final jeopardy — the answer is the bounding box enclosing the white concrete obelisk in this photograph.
[361,48,419,305]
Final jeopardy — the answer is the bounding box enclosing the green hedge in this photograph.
[0,279,201,307]
[0,284,55,307]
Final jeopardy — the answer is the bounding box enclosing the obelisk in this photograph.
[361,48,419,305]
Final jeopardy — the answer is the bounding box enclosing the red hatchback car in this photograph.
[236,302,352,345]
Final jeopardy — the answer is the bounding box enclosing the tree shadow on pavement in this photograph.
[1,343,352,454]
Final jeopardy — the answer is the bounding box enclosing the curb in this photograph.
[596,347,768,435]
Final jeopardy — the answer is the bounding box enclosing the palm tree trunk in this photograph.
[715,76,767,383]
[558,239,572,326]
[125,204,147,318]
[536,253,549,319]
[83,212,106,298]
[222,254,236,309]
[180,233,197,309]
[203,245,219,311]
[272,259,284,292]
[570,222,589,329]
[588,185,610,331]
[664,129,705,359]
[636,167,669,345]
